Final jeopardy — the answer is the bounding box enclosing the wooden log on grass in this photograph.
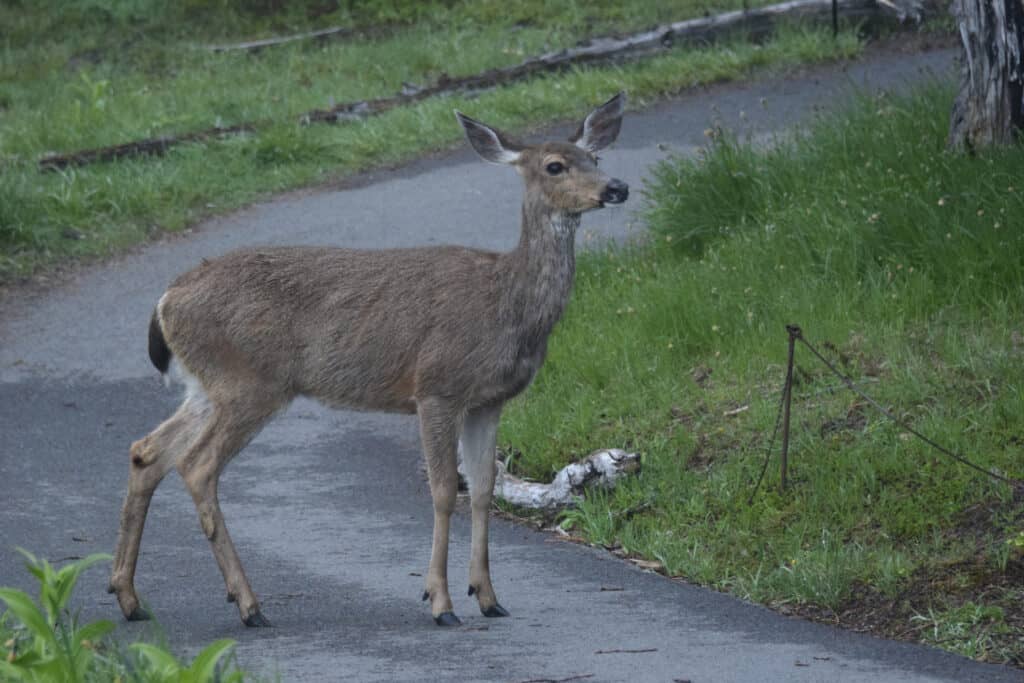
[37,124,255,171]
[302,0,889,123]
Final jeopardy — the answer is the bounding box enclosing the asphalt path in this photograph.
[1,46,1019,682]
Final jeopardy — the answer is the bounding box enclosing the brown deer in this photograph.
[108,93,628,627]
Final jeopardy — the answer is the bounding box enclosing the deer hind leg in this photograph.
[109,395,209,621]
[417,397,463,626]
[460,404,508,618]
[176,389,282,627]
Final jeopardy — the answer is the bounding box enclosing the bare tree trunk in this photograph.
[948,0,1024,150]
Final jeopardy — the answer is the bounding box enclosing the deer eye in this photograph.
[546,161,565,175]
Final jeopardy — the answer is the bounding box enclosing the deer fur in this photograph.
[108,93,628,627]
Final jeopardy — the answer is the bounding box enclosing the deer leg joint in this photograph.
[197,505,218,541]
[129,438,152,468]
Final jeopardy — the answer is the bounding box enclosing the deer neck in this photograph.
[499,197,579,340]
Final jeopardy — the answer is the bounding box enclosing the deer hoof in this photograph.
[126,606,152,621]
[481,603,510,618]
[434,611,462,627]
[243,609,272,628]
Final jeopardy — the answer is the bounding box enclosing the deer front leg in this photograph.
[460,404,508,617]
[417,397,463,626]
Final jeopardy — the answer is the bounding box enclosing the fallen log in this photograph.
[280,0,890,124]
[37,0,920,171]
[38,124,255,171]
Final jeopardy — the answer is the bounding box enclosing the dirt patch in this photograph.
[809,556,1023,666]
[819,400,868,438]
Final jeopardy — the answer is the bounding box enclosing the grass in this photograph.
[499,84,1024,665]
[0,0,863,282]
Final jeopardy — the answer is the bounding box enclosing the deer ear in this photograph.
[455,111,523,164]
[571,92,625,153]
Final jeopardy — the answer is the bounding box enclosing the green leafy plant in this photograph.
[0,549,244,682]
[0,550,115,682]
[131,639,243,683]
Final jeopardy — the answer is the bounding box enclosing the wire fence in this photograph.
[747,324,1023,504]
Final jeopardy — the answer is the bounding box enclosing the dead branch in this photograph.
[465,449,641,509]
[203,26,352,53]
[301,0,886,124]
[38,124,255,171]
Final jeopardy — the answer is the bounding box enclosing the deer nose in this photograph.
[600,178,629,205]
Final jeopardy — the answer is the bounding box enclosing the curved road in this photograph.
[1,47,1018,682]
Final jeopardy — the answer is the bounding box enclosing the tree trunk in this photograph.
[948,0,1024,151]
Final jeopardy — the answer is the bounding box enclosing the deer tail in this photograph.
[148,307,172,375]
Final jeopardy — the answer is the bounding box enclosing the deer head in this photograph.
[455,93,629,214]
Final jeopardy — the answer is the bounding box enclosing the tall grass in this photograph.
[646,84,1024,304]
[501,84,1024,663]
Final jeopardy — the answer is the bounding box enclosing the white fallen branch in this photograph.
[458,448,641,509]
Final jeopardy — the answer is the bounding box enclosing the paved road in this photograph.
[1,47,1019,682]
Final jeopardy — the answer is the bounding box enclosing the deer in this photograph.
[107,93,629,628]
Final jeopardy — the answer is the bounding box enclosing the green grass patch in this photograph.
[500,84,1024,664]
[0,0,861,282]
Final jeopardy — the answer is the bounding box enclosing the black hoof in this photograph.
[468,586,476,596]
[243,609,272,627]
[434,611,462,627]
[481,603,510,618]
[422,590,430,602]
[126,606,151,621]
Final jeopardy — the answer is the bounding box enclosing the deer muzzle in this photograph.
[600,178,629,205]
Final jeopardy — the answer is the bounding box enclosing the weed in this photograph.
[912,602,1013,661]
[0,549,245,682]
